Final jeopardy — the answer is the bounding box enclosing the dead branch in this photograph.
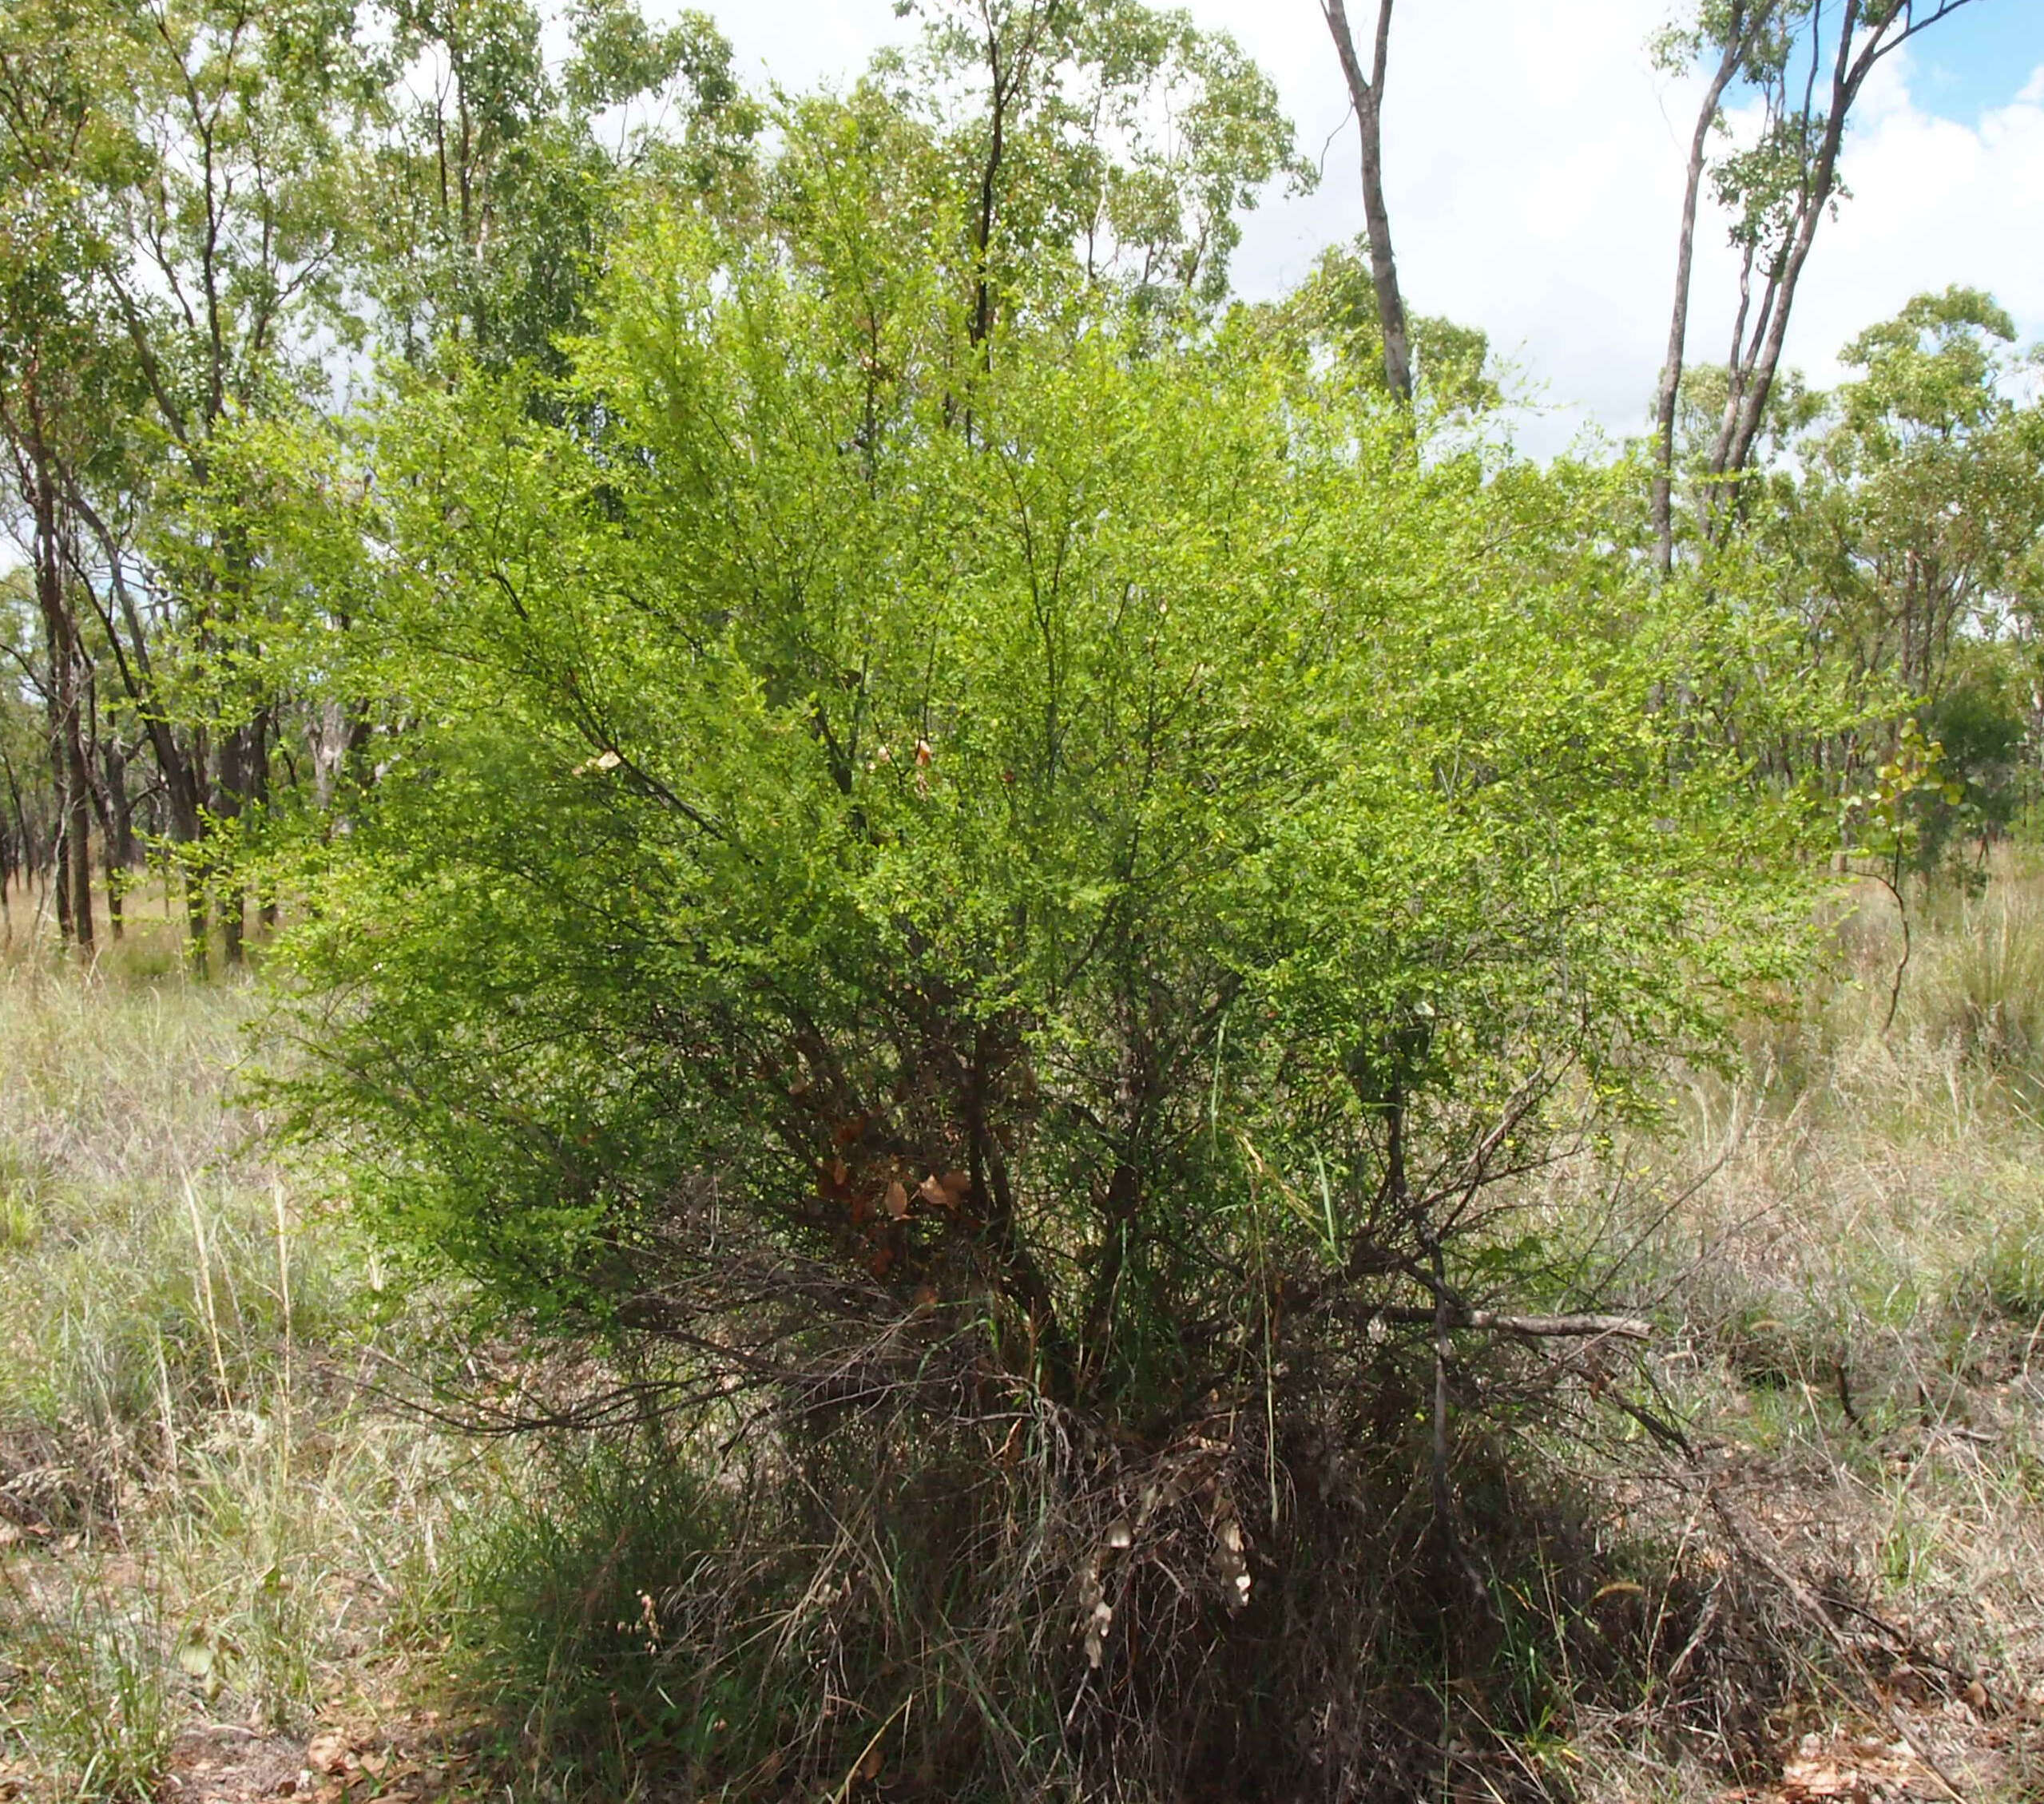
[1367,1306,1653,1341]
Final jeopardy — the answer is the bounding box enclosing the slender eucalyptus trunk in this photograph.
[101,741,135,940]
[1653,9,1748,577]
[65,486,214,971]
[48,726,71,945]
[185,862,211,978]
[217,718,248,967]
[1321,0,1412,405]
[1705,0,1979,530]
[970,43,1006,357]
[253,708,276,933]
[0,752,30,925]
[31,455,93,954]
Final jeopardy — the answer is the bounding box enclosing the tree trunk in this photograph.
[0,751,30,923]
[253,707,276,933]
[970,39,1006,355]
[185,862,211,977]
[62,716,93,953]
[1709,84,1850,495]
[1653,8,1748,577]
[216,718,249,967]
[101,741,136,940]
[50,723,72,945]
[1705,0,1979,527]
[31,455,93,953]
[66,486,214,970]
[1321,0,1412,405]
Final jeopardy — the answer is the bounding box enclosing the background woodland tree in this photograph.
[2,6,2042,1795]
[1316,0,1409,405]
[0,0,759,961]
[1648,0,1982,565]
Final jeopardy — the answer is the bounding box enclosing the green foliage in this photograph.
[1918,647,2034,869]
[1840,716,1959,875]
[884,0,1311,320]
[270,194,1817,1416]
[1249,235,1501,422]
[370,0,760,375]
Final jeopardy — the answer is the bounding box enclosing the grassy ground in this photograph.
[0,892,490,1800]
[2,868,2043,1801]
[1558,866,2044,1801]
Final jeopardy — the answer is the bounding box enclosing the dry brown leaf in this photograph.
[1779,1758,1870,1800]
[305,1732,351,1776]
[884,1180,909,1219]
[1083,1597,1113,1668]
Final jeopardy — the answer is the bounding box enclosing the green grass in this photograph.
[0,932,470,1798]
[5,867,2044,1799]
[6,1564,177,1802]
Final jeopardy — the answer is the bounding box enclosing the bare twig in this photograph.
[1366,1305,1653,1341]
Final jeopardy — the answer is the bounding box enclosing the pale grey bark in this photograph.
[1705,0,1978,537]
[1653,2,1752,577]
[1320,0,1412,405]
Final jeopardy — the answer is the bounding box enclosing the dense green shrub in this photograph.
[274,184,1816,1406]
[269,182,1821,1793]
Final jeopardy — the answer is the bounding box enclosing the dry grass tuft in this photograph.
[0,918,474,1799]
[5,869,2044,1799]
[1544,859,2044,1800]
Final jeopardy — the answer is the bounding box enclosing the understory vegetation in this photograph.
[2,873,2043,1802]
[3,0,2042,1798]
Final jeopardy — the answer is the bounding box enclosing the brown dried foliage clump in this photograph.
[419,1180,1845,1804]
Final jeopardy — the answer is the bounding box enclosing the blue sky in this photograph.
[1726,3,2042,124]
[1911,2,2043,121]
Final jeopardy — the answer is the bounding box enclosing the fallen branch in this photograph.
[1367,1306,1653,1341]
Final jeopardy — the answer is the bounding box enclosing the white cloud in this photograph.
[707,1,2040,450]
[1780,52,2044,382]
[1175,0,2044,453]
[708,0,912,97]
